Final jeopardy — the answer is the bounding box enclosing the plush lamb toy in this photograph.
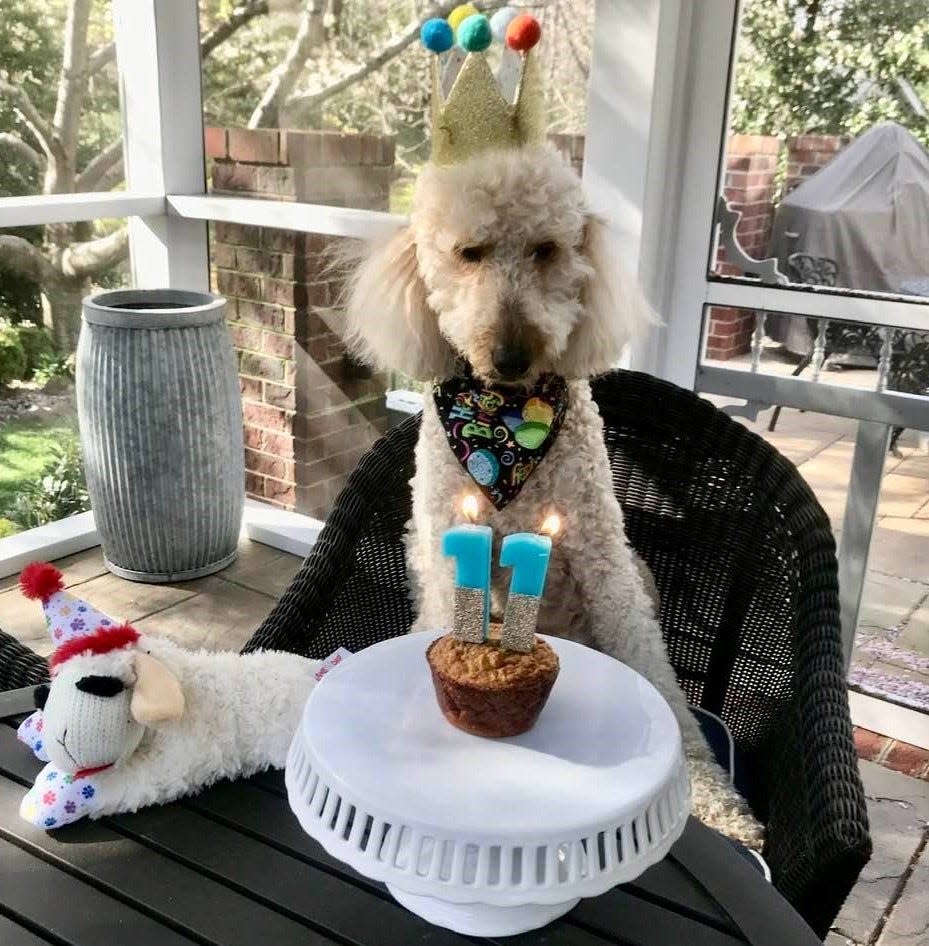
[16,562,320,829]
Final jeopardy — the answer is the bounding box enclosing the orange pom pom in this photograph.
[505,13,541,52]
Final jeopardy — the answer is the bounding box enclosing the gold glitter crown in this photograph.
[420,6,545,166]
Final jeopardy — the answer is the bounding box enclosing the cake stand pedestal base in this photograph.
[386,885,580,936]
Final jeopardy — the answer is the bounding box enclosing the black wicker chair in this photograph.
[244,369,870,936]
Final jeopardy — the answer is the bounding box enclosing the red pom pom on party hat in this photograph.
[505,13,541,52]
[19,562,64,602]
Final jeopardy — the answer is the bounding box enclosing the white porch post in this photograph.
[584,0,694,376]
[112,0,209,290]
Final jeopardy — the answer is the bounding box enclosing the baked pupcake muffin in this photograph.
[426,629,559,737]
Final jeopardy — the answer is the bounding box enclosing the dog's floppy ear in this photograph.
[342,225,456,381]
[560,215,657,379]
[130,652,185,724]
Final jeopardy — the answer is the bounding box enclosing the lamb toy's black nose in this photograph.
[33,684,49,710]
[492,346,531,381]
[75,675,126,697]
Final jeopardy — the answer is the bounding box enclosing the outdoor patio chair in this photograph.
[243,369,871,937]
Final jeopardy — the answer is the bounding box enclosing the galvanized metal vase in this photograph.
[77,289,244,583]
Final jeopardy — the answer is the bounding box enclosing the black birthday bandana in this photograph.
[433,372,569,509]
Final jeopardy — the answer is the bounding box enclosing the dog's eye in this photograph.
[531,241,558,263]
[458,244,490,263]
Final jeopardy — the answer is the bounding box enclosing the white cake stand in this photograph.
[286,632,691,936]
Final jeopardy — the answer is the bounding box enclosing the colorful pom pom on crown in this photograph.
[457,13,492,52]
[505,13,541,52]
[447,3,479,32]
[420,18,454,53]
[20,562,64,602]
[489,7,519,43]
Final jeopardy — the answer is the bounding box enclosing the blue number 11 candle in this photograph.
[499,514,560,652]
[442,497,493,643]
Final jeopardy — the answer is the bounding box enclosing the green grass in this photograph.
[0,413,78,532]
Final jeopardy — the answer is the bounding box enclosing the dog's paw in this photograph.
[688,757,765,851]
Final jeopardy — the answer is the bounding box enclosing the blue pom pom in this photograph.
[421,18,454,53]
[490,7,519,42]
[458,14,493,52]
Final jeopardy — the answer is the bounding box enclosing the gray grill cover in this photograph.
[768,123,929,352]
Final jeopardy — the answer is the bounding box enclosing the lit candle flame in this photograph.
[540,513,561,537]
[461,494,480,523]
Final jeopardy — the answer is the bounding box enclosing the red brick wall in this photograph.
[206,127,394,518]
[784,133,848,196]
[707,134,781,361]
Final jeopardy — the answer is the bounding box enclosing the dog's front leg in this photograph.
[560,502,764,850]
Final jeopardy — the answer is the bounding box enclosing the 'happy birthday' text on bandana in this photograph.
[433,374,568,509]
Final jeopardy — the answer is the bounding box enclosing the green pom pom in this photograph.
[457,14,493,52]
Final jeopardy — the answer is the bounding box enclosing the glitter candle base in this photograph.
[500,592,540,652]
[453,586,486,643]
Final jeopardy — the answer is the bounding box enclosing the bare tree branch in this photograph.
[50,0,93,191]
[0,78,62,162]
[0,235,63,286]
[62,227,129,278]
[285,0,484,114]
[249,1,328,128]
[0,132,44,169]
[76,138,123,191]
[87,42,116,75]
[202,0,270,57]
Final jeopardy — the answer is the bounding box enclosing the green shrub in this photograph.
[32,352,75,392]
[16,322,57,375]
[0,518,19,539]
[4,437,90,530]
[0,321,28,386]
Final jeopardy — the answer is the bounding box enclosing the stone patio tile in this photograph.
[878,474,929,519]
[899,605,929,656]
[893,453,929,479]
[869,519,929,584]
[832,762,929,945]
[761,431,845,465]
[795,438,855,522]
[216,538,301,598]
[825,933,859,946]
[915,499,929,520]
[878,841,929,946]
[132,576,274,652]
[858,573,929,633]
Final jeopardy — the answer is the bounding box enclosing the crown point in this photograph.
[458,14,493,52]
[448,3,479,31]
[490,7,519,42]
[505,13,541,52]
[421,18,454,53]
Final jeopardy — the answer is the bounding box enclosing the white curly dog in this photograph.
[344,145,763,848]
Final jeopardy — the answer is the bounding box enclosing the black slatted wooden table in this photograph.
[0,697,819,946]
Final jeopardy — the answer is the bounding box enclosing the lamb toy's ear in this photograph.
[130,652,185,724]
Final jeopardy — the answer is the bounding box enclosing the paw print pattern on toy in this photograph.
[20,763,103,828]
[17,710,51,762]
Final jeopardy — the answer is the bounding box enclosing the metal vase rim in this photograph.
[82,289,226,330]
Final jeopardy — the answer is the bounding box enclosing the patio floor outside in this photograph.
[707,347,929,716]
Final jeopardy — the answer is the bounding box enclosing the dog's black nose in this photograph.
[33,684,50,710]
[492,346,531,381]
[75,675,125,698]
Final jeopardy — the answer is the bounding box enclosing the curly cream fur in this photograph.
[345,146,763,849]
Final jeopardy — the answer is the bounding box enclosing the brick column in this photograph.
[206,127,394,518]
[707,134,781,362]
[784,134,848,196]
